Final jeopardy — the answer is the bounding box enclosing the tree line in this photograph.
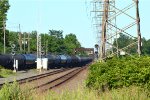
[113,33,150,55]
[0,30,81,55]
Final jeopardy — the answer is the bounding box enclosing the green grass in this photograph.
[99,86,150,100]
[0,81,150,100]
[0,66,15,78]
[43,86,150,100]
[0,81,34,100]
[41,88,99,100]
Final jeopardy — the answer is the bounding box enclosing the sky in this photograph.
[6,0,150,48]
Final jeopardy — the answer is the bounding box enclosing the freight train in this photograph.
[0,54,93,70]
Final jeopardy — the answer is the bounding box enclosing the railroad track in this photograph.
[0,68,72,89]
[34,66,87,92]
[0,66,87,93]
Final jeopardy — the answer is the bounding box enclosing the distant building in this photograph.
[74,47,94,57]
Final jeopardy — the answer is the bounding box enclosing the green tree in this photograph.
[113,33,136,54]
[0,0,10,43]
[64,33,81,54]
[48,30,66,54]
[30,31,37,53]
[141,38,150,55]
[7,31,19,53]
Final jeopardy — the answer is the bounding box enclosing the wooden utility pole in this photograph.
[23,32,26,53]
[100,0,109,60]
[135,0,141,56]
[3,21,6,54]
[28,33,30,53]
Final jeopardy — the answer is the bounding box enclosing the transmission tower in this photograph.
[91,0,141,61]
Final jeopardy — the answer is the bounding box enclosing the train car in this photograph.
[46,54,61,69]
[80,56,91,66]
[58,54,67,68]
[70,55,79,67]
[14,54,36,70]
[66,55,72,67]
[46,54,54,68]
[0,54,13,70]
[75,55,82,66]
[0,53,93,70]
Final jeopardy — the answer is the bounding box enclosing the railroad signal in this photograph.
[11,51,15,56]
[41,51,45,56]
[11,44,16,49]
[11,44,16,56]
[11,44,18,72]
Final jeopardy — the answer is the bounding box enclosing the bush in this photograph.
[86,56,150,92]
[0,81,33,100]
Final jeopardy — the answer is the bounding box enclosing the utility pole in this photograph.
[135,0,141,56]
[3,20,6,54]
[23,32,26,53]
[18,24,23,53]
[100,0,109,60]
[46,40,48,55]
[28,33,30,53]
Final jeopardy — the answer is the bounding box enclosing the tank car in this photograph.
[66,55,72,67]
[70,55,79,67]
[14,54,36,70]
[58,54,67,68]
[0,54,13,70]
[46,54,61,69]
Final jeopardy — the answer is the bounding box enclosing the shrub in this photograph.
[86,56,150,92]
[0,81,33,100]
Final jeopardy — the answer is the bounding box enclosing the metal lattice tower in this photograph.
[37,0,42,59]
[37,33,41,58]
[91,0,141,61]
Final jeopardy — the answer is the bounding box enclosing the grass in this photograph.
[99,86,150,100]
[41,86,150,100]
[37,88,99,100]
[0,66,15,78]
[0,81,150,100]
[0,81,34,100]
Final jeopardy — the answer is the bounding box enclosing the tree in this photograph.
[141,38,150,55]
[48,30,66,54]
[0,0,10,42]
[7,31,19,53]
[113,33,136,54]
[0,0,10,53]
[30,31,37,53]
[49,30,63,39]
[64,33,81,54]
